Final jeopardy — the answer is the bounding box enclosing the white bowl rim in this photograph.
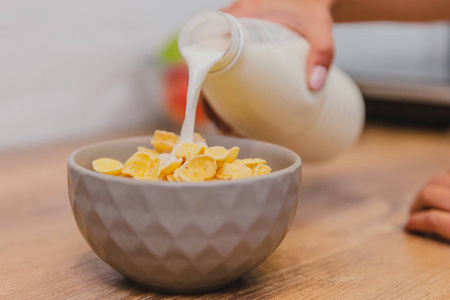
[68,135,302,187]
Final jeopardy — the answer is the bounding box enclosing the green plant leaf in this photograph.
[159,33,183,65]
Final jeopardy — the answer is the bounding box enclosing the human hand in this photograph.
[405,170,450,240]
[223,0,335,91]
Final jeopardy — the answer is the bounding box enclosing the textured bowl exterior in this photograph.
[68,136,301,293]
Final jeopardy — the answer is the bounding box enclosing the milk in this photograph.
[203,39,320,142]
[178,45,226,143]
[163,43,226,165]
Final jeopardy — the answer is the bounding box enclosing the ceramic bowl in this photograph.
[67,135,301,293]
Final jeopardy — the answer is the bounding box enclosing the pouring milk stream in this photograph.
[164,41,226,165]
[174,11,365,162]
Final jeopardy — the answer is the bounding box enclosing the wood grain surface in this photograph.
[1,125,450,299]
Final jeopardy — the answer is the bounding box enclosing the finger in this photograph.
[411,184,450,213]
[222,0,259,17]
[405,209,450,240]
[428,174,450,188]
[410,172,450,212]
[303,21,334,91]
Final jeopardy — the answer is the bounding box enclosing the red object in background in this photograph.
[163,63,207,125]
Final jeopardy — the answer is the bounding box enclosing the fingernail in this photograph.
[309,65,328,91]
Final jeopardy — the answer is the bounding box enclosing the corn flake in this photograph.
[151,130,179,153]
[137,146,159,158]
[254,164,272,176]
[176,155,216,182]
[121,151,154,177]
[225,146,239,163]
[92,158,123,175]
[194,132,207,147]
[166,173,176,182]
[172,168,182,182]
[215,162,253,180]
[204,146,228,166]
[175,142,205,160]
[136,157,163,181]
[235,158,267,167]
[161,157,183,174]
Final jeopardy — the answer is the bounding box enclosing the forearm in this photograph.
[331,0,450,22]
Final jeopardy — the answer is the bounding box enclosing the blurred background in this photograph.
[1,0,449,152]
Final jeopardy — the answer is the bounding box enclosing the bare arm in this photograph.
[332,0,450,22]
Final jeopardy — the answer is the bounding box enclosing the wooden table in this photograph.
[1,125,450,299]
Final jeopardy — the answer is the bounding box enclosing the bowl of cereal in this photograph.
[67,132,301,293]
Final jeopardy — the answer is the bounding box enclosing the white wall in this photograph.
[334,22,449,81]
[0,0,232,151]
